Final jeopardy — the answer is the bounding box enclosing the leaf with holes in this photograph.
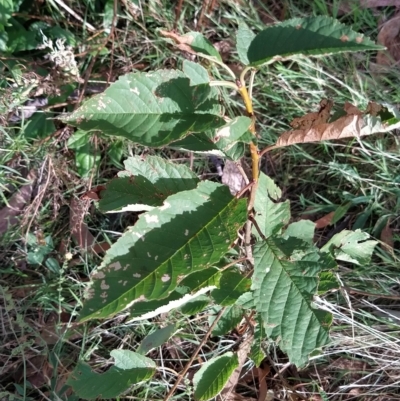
[99,156,199,212]
[251,238,335,366]
[79,181,247,322]
[209,305,243,336]
[67,350,155,400]
[321,229,377,265]
[63,69,224,147]
[160,30,222,60]
[211,270,251,306]
[276,101,400,148]
[253,172,290,239]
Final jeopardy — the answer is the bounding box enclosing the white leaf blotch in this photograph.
[92,271,105,279]
[145,214,159,223]
[109,262,122,271]
[101,280,110,290]
[161,274,171,282]
[216,125,231,138]
[159,202,171,210]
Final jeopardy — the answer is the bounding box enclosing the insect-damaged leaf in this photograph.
[67,350,155,400]
[160,30,222,61]
[63,69,224,147]
[276,100,400,147]
[247,15,383,66]
[99,155,199,212]
[251,238,335,366]
[253,172,290,238]
[79,181,247,322]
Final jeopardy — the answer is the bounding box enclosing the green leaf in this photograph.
[103,0,117,32]
[67,130,100,177]
[318,271,339,294]
[0,0,14,27]
[107,140,124,168]
[100,156,199,212]
[77,143,100,177]
[252,239,333,366]
[6,19,39,52]
[183,60,210,85]
[23,113,55,140]
[67,130,90,149]
[284,220,316,243]
[121,155,198,181]
[129,288,188,320]
[170,132,222,154]
[249,315,266,366]
[79,181,247,322]
[180,294,211,315]
[137,324,176,355]
[235,291,254,309]
[99,175,198,213]
[236,23,255,65]
[184,32,222,61]
[254,172,290,238]
[206,116,254,154]
[180,267,222,292]
[45,257,61,274]
[211,270,251,306]
[63,69,224,147]
[209,305,243,336]
[247,16,384,66]
[67,350,155,400]
[321,229,377,266]
[193,352,238,401]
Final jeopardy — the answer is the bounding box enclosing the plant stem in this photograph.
[199,53,237,80]
[163,307,227,401]
[209,80,239,90]
[237,79,259,264]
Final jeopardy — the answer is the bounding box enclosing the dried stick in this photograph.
[163,307,226,401]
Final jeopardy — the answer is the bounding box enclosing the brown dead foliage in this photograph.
[377,13,400,66]
[0,170,37,235]
[70,197,110,254]
[219,334,254,401]
[314,211,335,229]
[159,30,199,55]
[276,100,384,147]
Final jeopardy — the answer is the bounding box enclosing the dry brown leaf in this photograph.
[276,100,385,147]
[377,14,400,66]
[290,99,333,130]
[360,0,400,6]
[257,365,271,401]
[314,212,335,229]
[0,169,37,235]
[70,197,110,254]
[159,30,198,55]
[380,220,394,250]
[222,160,247,195]
[219,334,254,401]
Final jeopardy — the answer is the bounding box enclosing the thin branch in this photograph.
[209,80,239,90]
[163,307,227,401]
[107,0,118,85]
[52,0,96,31]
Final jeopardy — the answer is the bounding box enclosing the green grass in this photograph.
[1,0,400,400]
